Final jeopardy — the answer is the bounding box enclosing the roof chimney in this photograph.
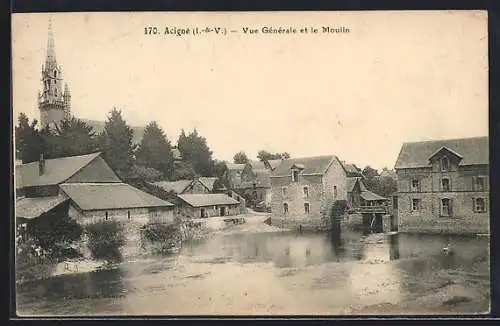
[39,153,45,175]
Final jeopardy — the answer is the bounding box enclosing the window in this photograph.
[441,178,450,192]
[303,186,309,198]
[474,198,486,213]
[105,211,108,220]
[127,211,131,220]
[441,198,452,216]
[282,187,287,197]
[292,170,299,182]
[149,208,159,217]
[474,177,485,191]
[411,179,420,192]
[304,203,310,214]
[334,186,338,199]
[283,203,289,214]
[411,199,421,211]
[441,157,450,171]
[54,70,57,78]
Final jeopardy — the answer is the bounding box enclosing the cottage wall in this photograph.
[178,204,240,218]
[68,204,175,226]
[396,164,489,234]
[65,156,122,183]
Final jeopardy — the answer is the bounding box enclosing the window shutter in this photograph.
[485,197,489,213]
[450,198,453,216]
[472,176,476,191]
[472,197,475,213]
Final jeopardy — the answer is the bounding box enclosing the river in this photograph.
[16,216,490,316]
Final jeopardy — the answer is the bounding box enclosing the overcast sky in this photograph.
[12,11,488,170]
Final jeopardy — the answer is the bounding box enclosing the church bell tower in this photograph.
[38,19,71,129]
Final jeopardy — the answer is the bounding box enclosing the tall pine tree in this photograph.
[136,121,174,179]
[15,113,42,163]
[177,128,214,177]
[98,108,135,178]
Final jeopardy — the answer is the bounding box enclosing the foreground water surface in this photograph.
[16,219,490,316]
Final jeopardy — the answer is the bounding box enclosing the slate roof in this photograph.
[346,177,368,192]
[267,159,283,170]
[198,177,222,191]
[271,155,335,177]
[360,190,387,201]
[60,183,174,211]
[226,163,246,171]
[394,136,488,169]
[249,161,267,171]
[343,163,363,177]
[177,194,240,207]
[15,152,102,189]
[16,193,70,219]
[153,180,193,194]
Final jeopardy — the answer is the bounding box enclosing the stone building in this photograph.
[269,155,348,230]
[15,152,175,226]
[176,194,241,218]
[394,136,489,234]
[38,20,71,129]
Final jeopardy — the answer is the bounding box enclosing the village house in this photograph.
[269,155,349,230]
[345,177,388,210]
[176,194,241,218]
[15,152,175,226]
[394,136,489,234]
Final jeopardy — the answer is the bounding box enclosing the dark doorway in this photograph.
[201,208,206,218]
[220,207,226,216]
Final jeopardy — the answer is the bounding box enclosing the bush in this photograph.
[141,223,181,252]
[85,220,126,262]
[26,205,83,258]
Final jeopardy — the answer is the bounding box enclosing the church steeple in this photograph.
[45,18,57,68]
[38,19,71,129]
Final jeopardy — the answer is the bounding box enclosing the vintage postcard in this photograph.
[12,11,489,316]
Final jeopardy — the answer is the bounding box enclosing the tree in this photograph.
[362,166,379,180]
[213,160,229,189]
[177,128,214,176]
[361,166,397,197]
[49,117,99,158]
[136,121,174,179]
[98,108,136,178]
[129,165,164,182]
[15,113,43,163]
[233,151,249,164]
[170,161,197,181]
[257,150,290,161]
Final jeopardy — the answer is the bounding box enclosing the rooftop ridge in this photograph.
[402,136,488,145]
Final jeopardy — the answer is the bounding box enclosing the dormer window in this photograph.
[292,170,299,182]
[441,156,450,171]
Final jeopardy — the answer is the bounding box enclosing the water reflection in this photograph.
[18,266,125,302]
[16,229,490,316]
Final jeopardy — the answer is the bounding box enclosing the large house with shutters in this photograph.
[394,136,489,234]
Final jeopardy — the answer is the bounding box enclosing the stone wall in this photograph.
[270,174,323,222]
